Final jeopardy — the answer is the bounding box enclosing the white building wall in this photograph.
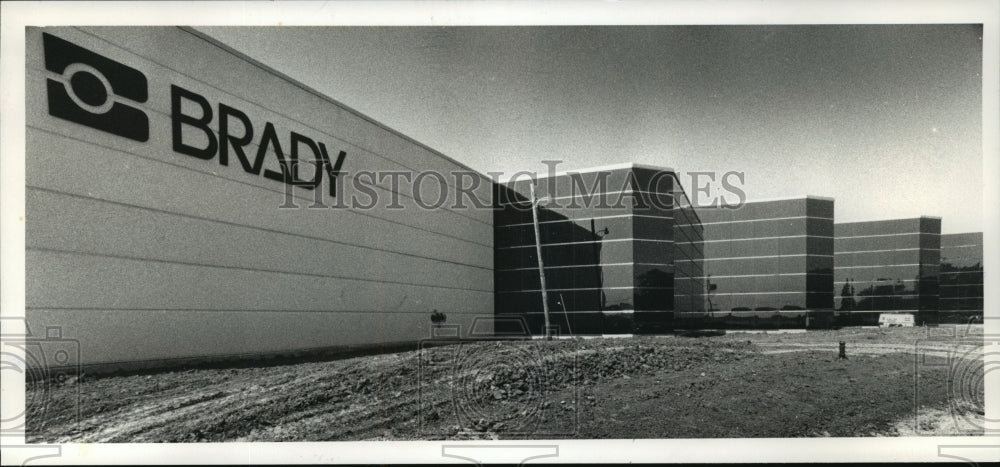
[25,26,494,370]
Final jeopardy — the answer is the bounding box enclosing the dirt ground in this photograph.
[26,325,986,442]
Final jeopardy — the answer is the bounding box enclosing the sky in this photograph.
[198,25,984,233]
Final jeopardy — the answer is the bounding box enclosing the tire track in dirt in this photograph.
[31,333,980,441]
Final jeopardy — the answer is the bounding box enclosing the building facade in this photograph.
[26,27,495,372]
[939,232,984,323]
[24,27,981,376]
[833,217,941,326]
[493,164,705,335]
[694,197,835,328]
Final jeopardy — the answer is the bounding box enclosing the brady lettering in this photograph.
[170,84,346,196]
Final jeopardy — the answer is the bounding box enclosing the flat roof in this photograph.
[497,162,676,184]
[697,194,834,205]
[835,215,943,226]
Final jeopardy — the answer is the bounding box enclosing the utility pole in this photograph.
[530,182,552,340]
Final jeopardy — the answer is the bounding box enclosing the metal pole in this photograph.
[590,219,602,314]
[530,183,552,340]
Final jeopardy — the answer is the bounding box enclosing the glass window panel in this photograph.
[834,252,855,269]
[808,236,834,256]
[633,216,673,241]
[751,218,783,238]
[602,288,635,311]
[703,256,818,276]
[835,223,858,237]
[919,217,942,234]
[496,238,638,270]
[496,290,541,313]
[776,274,808,292]
[943,270,984,284]
[534,203,636,223]
[557,190,648,212]
[806,291,834,309]
[634,240,673,264]
[703,221,732,241]
[835,236,858,252]
[630,167,675,194]
[494,264,643,291]
[919,264,940,280]
[870,236,896,250]
[673,219,704,243]
[752,292,807,310]
[722,220,755,239]
[630,196,673,218]
[856,265,920,282]
[842,251,912,268]
[630,190,674,211]
[498,287,646,314]
[736,199,804,220]
[885,218,921,234]
[840,252,873,268]
[806,273,834,294]
[551,240,628,267]
[517,311,604,336]
[941,233,982,248]
[674,241,701,264]
[724,276,754,292]
[727,240,757,258]
[707,295,730,311]
[920,248,940,266]
[889,249,920,264]
[806,198,835,220]
[778,236,808,255]
[806,217,834,237]
[723,258,753,275]
[703,240,731,259]
[635,287,673,311]
[696,206,731,224]
[586,264,633,289]
[759,238,781,256]
[494,204,535,226]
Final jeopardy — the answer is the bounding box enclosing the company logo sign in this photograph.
[43,33,150,142]
[171,85,347,196]
[42,33,346,196]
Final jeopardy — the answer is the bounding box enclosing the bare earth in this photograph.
[27,326,986,442]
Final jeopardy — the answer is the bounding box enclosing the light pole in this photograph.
[530,182,553,340]
[589,218,609,313]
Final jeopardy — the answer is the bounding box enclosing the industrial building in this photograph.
[939,232,985,323]
[26,26,494,372]
[692,197,835,329]
[833,217,942,326]
[23,26,985,373]
[493,164,705,335]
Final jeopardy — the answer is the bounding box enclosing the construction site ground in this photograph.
[26,325,987,442]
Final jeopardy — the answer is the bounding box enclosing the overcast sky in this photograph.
[198,25,983,234]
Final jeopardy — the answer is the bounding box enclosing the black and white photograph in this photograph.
[1,1,997,465]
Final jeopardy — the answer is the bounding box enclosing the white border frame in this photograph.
[2,1,998,465]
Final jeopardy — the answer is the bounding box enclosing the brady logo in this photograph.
[41,33,347,197]
[171,85,347,196]
[43,32,150,142]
